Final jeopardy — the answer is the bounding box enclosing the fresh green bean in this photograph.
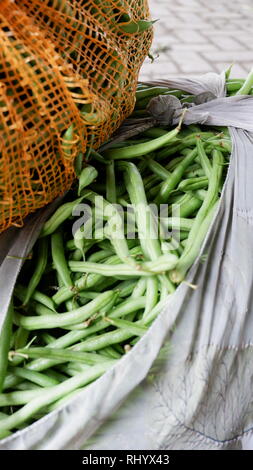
[104,125,181,160]
[236,67,253,95]
[87,249,114,263]
[131,278,146,298]
[106,160,117,203]
[146,158,171,181]
[22,297,146,373]
[31,290,56,312]
[178,176,208,192]
[14,327,29,351]
[171,201,219,283]
[8,367,59,388]
[0,302,13,392]
[143,276,158,317]
[14,291,115,330]
[0,362,115,433]
[105,317,148,336]
[171,149,223,282]
[136,88,171,102]
[99,346,122,360]
[70,327,137,352]
[176,194,202,218]
[51,231,73,287]
[23,238,48,305]
[40,196,85,238]
[196,138,212,177]
[155,148,198,203]
[15,347,116,366]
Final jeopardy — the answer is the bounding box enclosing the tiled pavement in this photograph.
[139,0,253,80]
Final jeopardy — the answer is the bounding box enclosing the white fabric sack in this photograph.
[1,73,253,450]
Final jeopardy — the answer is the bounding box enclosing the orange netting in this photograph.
[0,0,152,232]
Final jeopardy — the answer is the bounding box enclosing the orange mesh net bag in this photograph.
[0,0,152,232]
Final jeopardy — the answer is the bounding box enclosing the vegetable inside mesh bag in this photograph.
[0,0,152,233]
[1,72,253,450]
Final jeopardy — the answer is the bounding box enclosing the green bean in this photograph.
[14,284,55,312]
[0,301,13,392]
[193,189,207,201]
[155,143,184,160]
[57,364,89,378]
[0,362,115,433]
[163,217,193,232]
[31,290,56,312]
[184,168,205,178]
[14,291,115,330]
[141,297,169,325]
[67,261,150,277]
[143,276,158,318]
[226,78,245,93]
[12,381,42,392]
[41,333,56,345]
[0,389,42,406]
[142,173,160,190]
[40,196,85,238]
[104,125,181,160]
[34,302,57,316]
[83,190,137,266]
[69,248,83,261]
[105,317,148,336]
[78,291,99,302]
[125,278,146,321]
[106,160,117,203]
[131,278,146,298]
[176,194,202,218]
[14,327,29,351]
[15,347,116,367]
[146,158,171,181]
[23,238,48,305]
[119,161,175,292]
[3,374,22,392]
[69,252,178,276]
[70,327,137,352]
[204,139,232,153]
[172,201,220,283]
[146,181,162,199]
[178,176,208,192]
[66,239,76,251]
[166,155,185,171]
[87,249,114,263]
[51,231,73,287]
[89,148,111,165]
[47,388,83,412]
[196,138,212,177]
[116,279,137,298]
[135,87,171,102]
[78,165,98,196]
[118,161,162,261]
[99,346,122,360]
[171,150,223,282]
[22,297,146,372]
[43,369,67,383]
[236,67,253,95]
[90,296,146,327]
[8,367,59,388]
[155,147,198,203]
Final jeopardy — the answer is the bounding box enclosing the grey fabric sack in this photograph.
[0,72,253,450]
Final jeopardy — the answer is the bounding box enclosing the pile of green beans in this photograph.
[3,73,248,440]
